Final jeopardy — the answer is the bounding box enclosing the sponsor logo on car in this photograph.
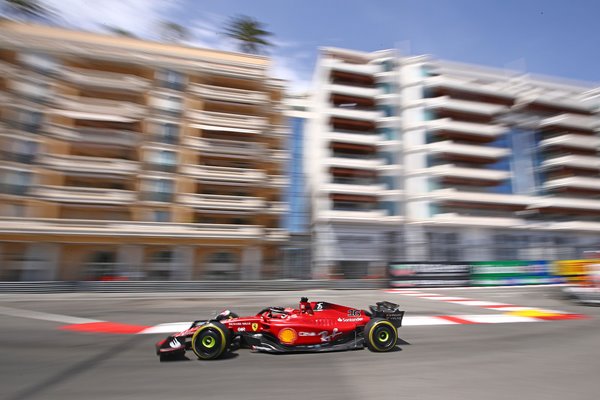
[319,328,341,342]
[251,323,259,331]
[337,317,364,323]
[278,328,298,344]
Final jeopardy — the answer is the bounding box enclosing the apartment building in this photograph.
[306,48,404,279]
[307,47,600,278]
[0,21,288,281]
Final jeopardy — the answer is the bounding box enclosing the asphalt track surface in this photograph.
[1,286,600,400]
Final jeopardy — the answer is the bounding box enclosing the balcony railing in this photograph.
[427,118,507,139]
[140,192,174,203]
[178,193,265,210]
[55,95,146,117]
[539,134,600,151]
[0,217,264,239]
[265,201,289,214]
[427,164,511,181]
[31,185,136,204]
[188,110,267,130]
[0,184,29,195]
[189,83,268,104]
[47,125,140,146]
[38,154,139,175]
[541,155,600,171]
[181,164,266,183]
[183,137,265,157]
[266,175,289,187]
[540,113,600,132]
[426,141,511,160]
[61,67,151,92]
[264,228,289,241]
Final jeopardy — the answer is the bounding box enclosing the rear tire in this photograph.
[364,318,398,352]
[191,321,231,360]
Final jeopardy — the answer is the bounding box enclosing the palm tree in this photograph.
[223,15,273,55]
[159,21,190,43]
[1,0,53,21]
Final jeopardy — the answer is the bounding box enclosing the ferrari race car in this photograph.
[156,297,405,360]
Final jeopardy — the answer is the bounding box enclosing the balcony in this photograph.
[0,217,264,239]
[327,60,381,75]
[181,164,266,184]
[541,155,600,171]
[318,209,389,222]
[427,214,523,228]
[266,175,289,188]
[327,106,383,121]
[54,96,146,118]
[427,164,511,182]
[430,188,532,208]
[540,113,600,133]
[544,177,600,192]
[327,131,382,146]
[265,228,289,242]
[426,96,508,116]
[320,183,388,195]
[269,149,289,161]
[327,83,381,98]
[31,185,135,205]
[426,141,511,162]
[198,61,265,79]
[425,76,514,104]
[325,156,385,170]
[265,201,289,214]
[539,134,600,151]
[189,83,268,104]
[183,136,266,158]
[61,67,151,92]
[47,125,139,147]
[178,193,265,211]
[427,118,507,140]
[38,154,139,175]
[188,110,267,130]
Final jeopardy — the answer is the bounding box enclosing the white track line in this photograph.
[0,305,100,325]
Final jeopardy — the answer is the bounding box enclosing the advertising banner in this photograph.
[553,259,600,285]
[470,260,562,286]
[388,262,471,288]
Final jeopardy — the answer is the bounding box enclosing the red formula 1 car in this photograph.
[156,297,405,360]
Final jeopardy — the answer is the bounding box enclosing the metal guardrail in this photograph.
[0,280,388,294]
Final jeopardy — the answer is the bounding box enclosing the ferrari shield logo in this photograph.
[251,323,258,331]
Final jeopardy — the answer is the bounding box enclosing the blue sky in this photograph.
[28,1,600,91]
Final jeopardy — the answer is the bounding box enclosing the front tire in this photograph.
[364,318,398,352]
[191,321,230,360]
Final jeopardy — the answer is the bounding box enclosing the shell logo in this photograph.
[277,328,298,344]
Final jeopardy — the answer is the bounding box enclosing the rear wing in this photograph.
[369,301,405,328]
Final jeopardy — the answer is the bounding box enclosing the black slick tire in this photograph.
[191,321,231,360]
[364,318,398,352]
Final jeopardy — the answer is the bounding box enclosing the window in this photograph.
[157,69,185,91]
[19,53,59,75]
[143,179,173,202]
[17,110,43,133]
[153,210,170,222]
[147,150,177,172]
[1,170,31,195]
[158,123,179,144]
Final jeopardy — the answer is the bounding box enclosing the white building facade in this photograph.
[306,47,600,278]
